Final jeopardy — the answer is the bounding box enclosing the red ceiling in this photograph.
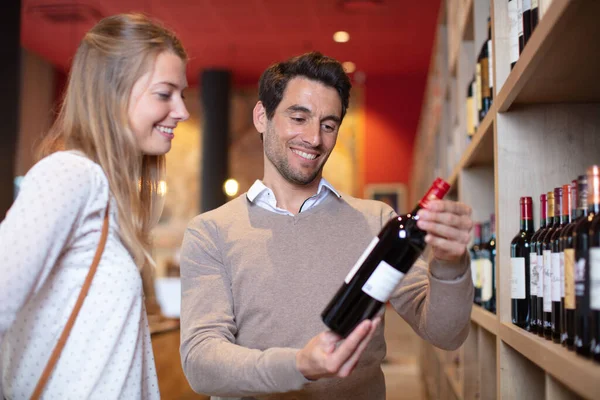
[21,0,441,86]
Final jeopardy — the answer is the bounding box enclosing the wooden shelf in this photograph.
[447,104,495,187]
[499,322,600,400]
[470,305,498,335]
[496,0,600,112]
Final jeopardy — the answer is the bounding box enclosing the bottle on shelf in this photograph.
[508,0,520,69]
[471,78,479,134]
[321,178,451,337]
[532,194,548,335]
[478,24,492,121]
[550,187,568,343]
[531,0,539,31]
[523,0,533,45]
[517,0,524,54]
[487,214,497,313]
[466,83,475,139]
[559,182,574,346]
[574,166,599,357]
[589,172,600,363]
[487,18,494,102]
[540,191,557,339]
[512,197,535,329]
[481,220,495,313]
[471,223,483,305]
[563,176,587,350]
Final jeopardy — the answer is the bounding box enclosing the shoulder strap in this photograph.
[30,202,110,400]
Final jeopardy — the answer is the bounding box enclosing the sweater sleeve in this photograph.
[0,153,93,341]
[179,217,309,397]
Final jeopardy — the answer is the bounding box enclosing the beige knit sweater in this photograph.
[179,194,473,400]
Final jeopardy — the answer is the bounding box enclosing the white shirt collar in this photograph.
[246,178,341,203]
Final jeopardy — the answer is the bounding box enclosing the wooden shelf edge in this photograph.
[499,322,600,399]
[471,305,498,335]
[495,0,572,112]
[446,104,495,185]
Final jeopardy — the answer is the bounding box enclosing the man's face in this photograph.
[256,77,342,186]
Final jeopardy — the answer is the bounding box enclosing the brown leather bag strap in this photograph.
[30,203,110,400]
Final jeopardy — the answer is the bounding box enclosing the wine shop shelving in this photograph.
[412,0,600,399]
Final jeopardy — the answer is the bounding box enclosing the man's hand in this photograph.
[416,200,473,263]
[296,317,381,381]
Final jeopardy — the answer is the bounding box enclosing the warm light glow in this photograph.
[333,31,350,43]
[224,179,239,197]
[157,180,168,196]
[342,61,356,73]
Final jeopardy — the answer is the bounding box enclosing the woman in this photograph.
[0,13,189,398]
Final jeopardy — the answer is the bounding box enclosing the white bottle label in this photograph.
[575,257,586,297]
[487,40,494,89]
[362,260,405,303]
[481,259,493,302]
[537,254,544,299]
[345,237,379,283]
[529,252,538,296]
[471,259,479,286]
[590,248,600,310]
[511,257,526,299]
[532,0,538,8]
[560,252,565,298]
[543,250,552,312]
[564,249,575,309]
[551,252,561,302]
[523,0,531,11]
[509,0,520,63]
[517,0,524,36]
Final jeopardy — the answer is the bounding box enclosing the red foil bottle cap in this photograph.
[419,178,451,209]
[520,196,533,220]
[562,184,571,217]
[540,194,547,220]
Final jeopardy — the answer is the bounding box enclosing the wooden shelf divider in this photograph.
[470,305,498,336]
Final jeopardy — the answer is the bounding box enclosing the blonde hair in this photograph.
[38,13,187,268]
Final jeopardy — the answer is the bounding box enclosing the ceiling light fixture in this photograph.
[333,31,350,43]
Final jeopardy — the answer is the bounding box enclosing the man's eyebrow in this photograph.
[285,105,341,124]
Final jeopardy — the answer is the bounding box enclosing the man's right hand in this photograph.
[295,317,381,381]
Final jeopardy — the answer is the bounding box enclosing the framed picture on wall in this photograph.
[364,183,408,214]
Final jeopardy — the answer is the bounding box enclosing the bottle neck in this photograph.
[520,218,533,232]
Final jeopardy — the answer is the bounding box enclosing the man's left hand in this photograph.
[416,200,473,263]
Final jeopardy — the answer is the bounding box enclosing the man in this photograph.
[180,52,474,400]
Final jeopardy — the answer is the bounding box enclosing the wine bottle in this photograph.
[512,197,535,329]
[480,221,494,312]
[531,0,539,31]
[471,79,479,133]
[550,187,568,343]
[574,166,599,357]
[535,194,554,336]
[523,0,533,45]
[475,61,483,124]
[564,177,587,349]
[466,83,475,139]
[478,36,492,121]
[322,178,451,337]
[471,223,483,305]
[485,214,497,313]
[517,0,524,54]
[528,195,545,334]
[487,18,494,102]
[559,182,573,346]
[588,174,600,363]
[541,191,557,339]
[508,0,520,69]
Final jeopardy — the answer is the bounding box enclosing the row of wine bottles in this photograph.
[471,215,497,313]
[466,18,493,139]
[510,165,600,363]
[508,0,556,68]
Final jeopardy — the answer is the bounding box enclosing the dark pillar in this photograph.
[0,0,21,219]
[200,69,231,213]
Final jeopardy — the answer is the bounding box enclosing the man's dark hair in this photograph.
[258,51,352,121]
